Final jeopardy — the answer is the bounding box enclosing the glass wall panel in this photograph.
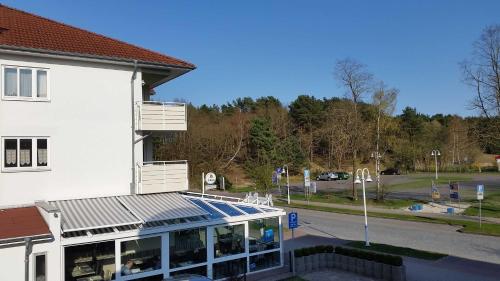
[213,224,245,258]
[170,228,207,269]
[64,241,115,281]
[213,258,247,280]
[170,266,207,277]
[248,217,280,253]
[120,236,161,276]
[133,275,164,281]
[249,251,281,272]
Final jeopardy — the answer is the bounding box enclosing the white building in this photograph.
[0,4,285,281]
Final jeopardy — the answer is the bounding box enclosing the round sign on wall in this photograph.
[205,172,216,184]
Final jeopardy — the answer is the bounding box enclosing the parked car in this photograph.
[316,172,338,181]
[335,171,350,180]
[164,274,212,281]
[380,168,401,175]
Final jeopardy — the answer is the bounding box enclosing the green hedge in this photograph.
[294,245,334,257]
[294,245,403,266]
[335,246,403,266]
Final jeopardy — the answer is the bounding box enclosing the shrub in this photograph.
[335,246,403,266]
[294,245,336,257]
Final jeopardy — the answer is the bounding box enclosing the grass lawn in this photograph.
[227,185,258,193]
[288,192,420,209]
[385,174,473,191]
[275,201,500,237]
[464,191,500,218]
[346,241,447,260]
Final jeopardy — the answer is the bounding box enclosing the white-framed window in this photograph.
[2,137,50,171]
[2,65,49,100]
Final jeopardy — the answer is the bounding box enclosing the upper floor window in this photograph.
[2,65,49,100]
[2,137,50,171]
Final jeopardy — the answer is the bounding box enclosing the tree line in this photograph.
[154,24,499,200]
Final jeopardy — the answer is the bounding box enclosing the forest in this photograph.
[154,25,500,195]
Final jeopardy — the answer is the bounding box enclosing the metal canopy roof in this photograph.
[50,197,142,232]
[50,192,284,238]
[117,193,209,223]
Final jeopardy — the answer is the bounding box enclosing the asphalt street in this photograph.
[284,207,500,264]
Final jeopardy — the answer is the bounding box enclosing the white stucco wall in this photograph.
[0,206,61,281]
[0,54,144,206]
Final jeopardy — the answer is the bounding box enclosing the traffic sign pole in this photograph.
[202,172,205,195]
[477,184,484,228]
[479,199,482,228]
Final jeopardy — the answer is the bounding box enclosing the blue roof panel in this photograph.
[234,205,261,214]
[188,198,225,219]
[208,201,244,217]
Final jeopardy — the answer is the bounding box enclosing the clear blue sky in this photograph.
[5,0,500,116]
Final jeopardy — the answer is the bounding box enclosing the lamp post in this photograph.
[355,168,372,247]
[371,152,382,199]
[283,165,290,205]
[431,150,441,180]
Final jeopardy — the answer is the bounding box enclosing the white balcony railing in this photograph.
[136,160,189,194]
[136,101,187,131]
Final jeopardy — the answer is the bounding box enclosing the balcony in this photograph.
[136,101,187,131]
[136,161,189,194]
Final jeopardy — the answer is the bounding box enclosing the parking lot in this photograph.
[288,172,500,201]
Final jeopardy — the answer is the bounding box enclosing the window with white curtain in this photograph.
[20,69,32,97]
[4,68,17,96]
[37,139,48,166]
[2,137,50,170]
[2,66,49,100]
[4,139,17,167]
[37,70,47,98]
[19,139,32,167]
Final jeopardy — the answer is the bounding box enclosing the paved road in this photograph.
[284,207,500,264]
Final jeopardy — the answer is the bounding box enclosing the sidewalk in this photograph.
[287,199,500,224]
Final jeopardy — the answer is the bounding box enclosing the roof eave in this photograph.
[0,45,196,71]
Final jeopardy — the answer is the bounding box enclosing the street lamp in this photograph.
[282,165,290,205]
[370,152,382,199]
[431,150,441,180]
[355,168,372,247]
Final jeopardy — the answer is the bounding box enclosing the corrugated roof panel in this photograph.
[50,197,142,232]
[117,193,208,222]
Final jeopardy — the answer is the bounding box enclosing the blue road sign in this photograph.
[272,171,278,184]
[288,212,298,229]
[477,184,484,200]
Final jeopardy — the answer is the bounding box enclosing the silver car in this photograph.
[316,172,338,181]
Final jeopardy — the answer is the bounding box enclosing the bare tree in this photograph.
[372,82,398,200]
[461,25,500,143]
[334,58,373,200]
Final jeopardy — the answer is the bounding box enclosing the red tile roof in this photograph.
[0,206,51,240]
[0,4,195,69]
